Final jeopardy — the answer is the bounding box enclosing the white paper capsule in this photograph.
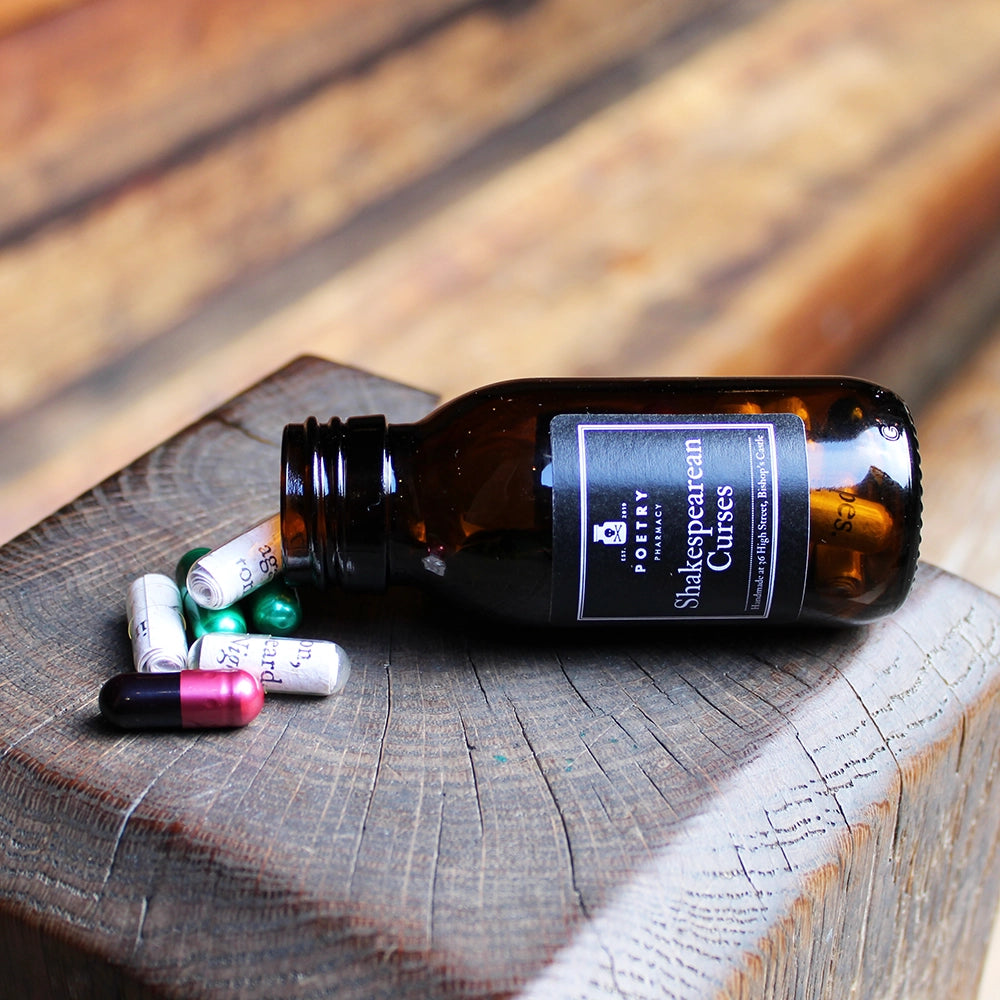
[126,573,189,673]
[186,514,282,610]
[187,633,351,696]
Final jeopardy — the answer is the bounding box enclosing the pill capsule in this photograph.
[244,578,302,635]
[99,669,264,729]
[175,548,248,638]
[186,514,282,610]
[188,633,351,696]
[809,489,893,554]
[175,547,211,589]
[184,592,249,638]
[126,574,189,673]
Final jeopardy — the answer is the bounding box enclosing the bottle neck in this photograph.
[281,415,391,591]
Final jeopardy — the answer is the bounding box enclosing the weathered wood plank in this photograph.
[248,0,1000,392]
[0,0,726,417]
[0,0,468,236]
[0,0,81,35]
[916,315,1000,598]
[0,358,998,998]
[4,0,1000,547]
[851,230,1000,416]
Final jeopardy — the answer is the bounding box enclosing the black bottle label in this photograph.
[550,413,810,622]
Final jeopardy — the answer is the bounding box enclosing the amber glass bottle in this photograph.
[281,378,920,626]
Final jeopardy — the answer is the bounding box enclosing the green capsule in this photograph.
[182,590,248,638]
[244,578,302,635]
[175,548,211,590]
[176,548,248,638]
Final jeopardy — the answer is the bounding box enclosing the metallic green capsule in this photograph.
[175,548,211,591]
[176,548,248,639]
[244,578,302,635]
[182,591,248,638]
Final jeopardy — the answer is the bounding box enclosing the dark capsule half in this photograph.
[99,669,264,730]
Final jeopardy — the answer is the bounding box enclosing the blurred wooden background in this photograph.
[3,0,1000,989]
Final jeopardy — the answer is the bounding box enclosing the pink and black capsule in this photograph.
[99,669,264,729]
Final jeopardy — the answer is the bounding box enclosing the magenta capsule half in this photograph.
[99,669,264,729]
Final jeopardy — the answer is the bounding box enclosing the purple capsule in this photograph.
[99,669,264,730]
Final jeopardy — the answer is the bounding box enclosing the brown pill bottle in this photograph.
[280,378,920,626]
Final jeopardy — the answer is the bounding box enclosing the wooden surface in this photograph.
[5,1,1000,991]
[1,358,1000,999]
[4,0,1000,547]
[918,319,1000,598]
[914,267,1000,1000]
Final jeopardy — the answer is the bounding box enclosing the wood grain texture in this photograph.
[246,0,1000,390]
[852,230,1000,416]
[4,0,1000,548]
[0,0,469,235]
[0,0,80,35]
[917,315,1000,598]
[1,358,999,999]
[0,0,724,418]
